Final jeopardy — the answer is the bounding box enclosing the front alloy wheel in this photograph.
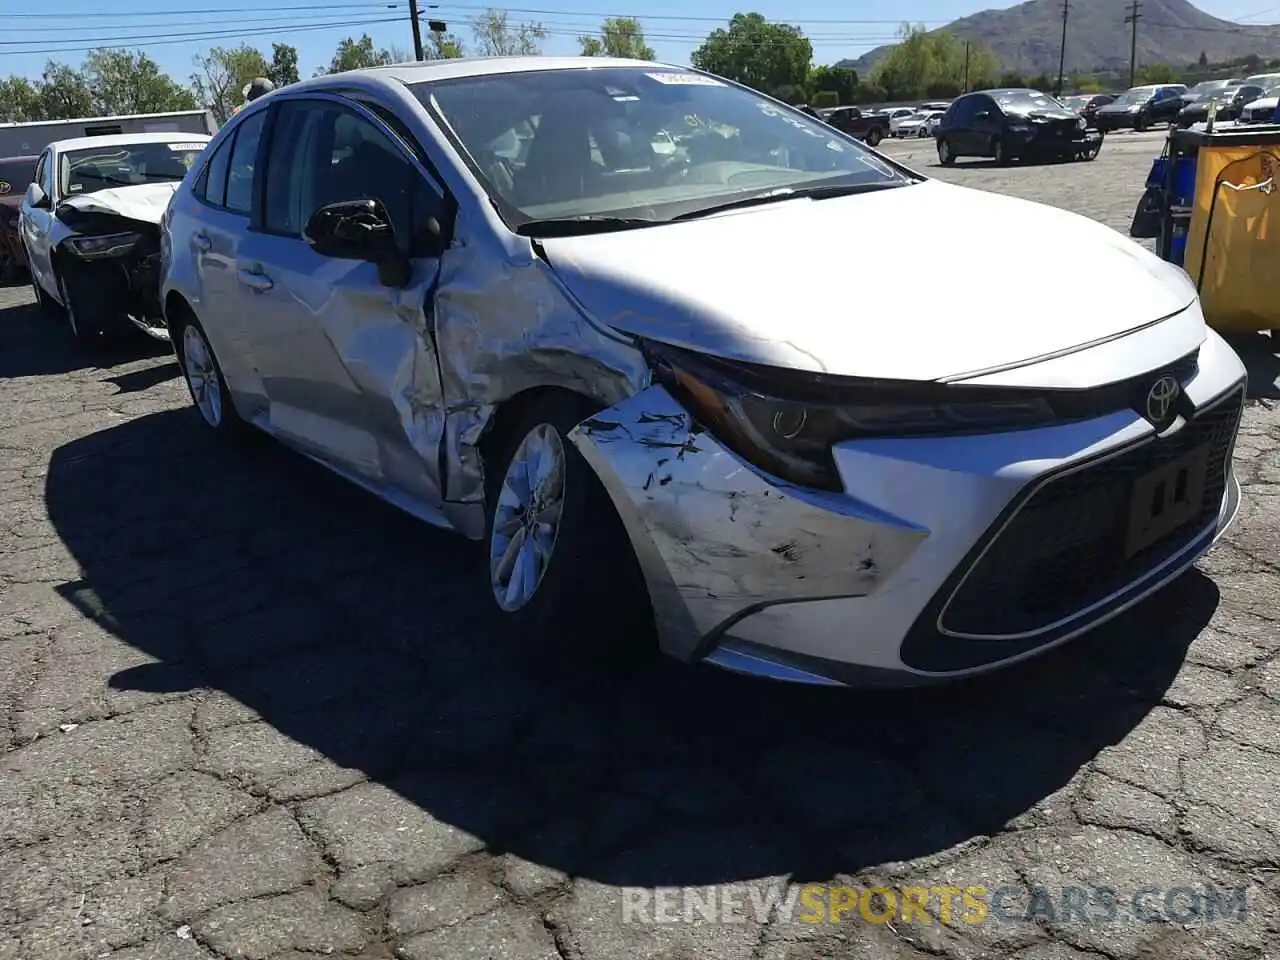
[938,138,955,166]
[489,422,566,613]
[483,393,653,667]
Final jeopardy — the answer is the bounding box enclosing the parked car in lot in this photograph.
[935,88,1101,165]
[20,132,211,344]
[1177,82,1264,126]
[161,57,1245,686]
[822,105,889,146]
[0,155,37,276]
[1238,84,1280,123]
[886,108,918,136]
[1093,84,1188,131]
[1061,93,1117,125]
[897,110,945,138]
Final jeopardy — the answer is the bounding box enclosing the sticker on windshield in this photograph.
[167,143,205,151]
[645,72,724,86]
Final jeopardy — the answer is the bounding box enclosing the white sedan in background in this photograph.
[898,110,946,138]
[19,132,211,345]
[887,108,918,136]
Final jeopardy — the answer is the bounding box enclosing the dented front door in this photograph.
[238,97,449,504]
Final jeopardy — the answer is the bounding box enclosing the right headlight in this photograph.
[644,341,1057,491]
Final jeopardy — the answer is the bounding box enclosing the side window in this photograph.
[199,135,233,208]
[225,109,266,215]
[265,102,442,254]
[949,98,974,124]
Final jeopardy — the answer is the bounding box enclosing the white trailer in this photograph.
[0,109,217,159]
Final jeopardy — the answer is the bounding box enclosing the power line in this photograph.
[5,3,405,17]
[0,16,403,49]
[1124,0,1142,88]
[0,16,405,58]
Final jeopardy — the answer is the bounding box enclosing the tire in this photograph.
[24,246,57,316]
[1134,113,1148,133]
[483,392,653,669]
[865,127,883,147]
[171,310,249,438]
[937,137,955,166]
[992,138,1008,166]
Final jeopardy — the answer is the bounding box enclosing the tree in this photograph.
[0,77,42,122]
[871,25,997,100]
[1136,62,1178,84]
[36,62,93,120]
[809,64,858,105]
[579,17,655,60]
[267,43,300,87]
[691,13,812,94]
[1198,50,1209,68]
[427,29,466,59]
[83,48,196,116]
[192,45,270,123]
[472,9,546,56]
[327,34,395,74]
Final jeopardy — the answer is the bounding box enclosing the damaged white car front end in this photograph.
[48,183,179,342]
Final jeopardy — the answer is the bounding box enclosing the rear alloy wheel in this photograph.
[176,315,247,437]
[865,127,883,147]
[937,138,955,166]
[484,393,653,668]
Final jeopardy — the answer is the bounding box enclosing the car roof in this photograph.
[50,131,213,153]
[300,54,678,88]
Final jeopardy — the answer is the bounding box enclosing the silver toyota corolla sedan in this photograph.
[160,57,1245,686]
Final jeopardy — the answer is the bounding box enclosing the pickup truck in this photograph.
[820,105,890,147]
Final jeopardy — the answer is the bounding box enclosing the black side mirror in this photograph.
[304,198,411,287]
[25,183,50,209]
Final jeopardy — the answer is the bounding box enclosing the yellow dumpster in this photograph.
[1183,134,1280,335]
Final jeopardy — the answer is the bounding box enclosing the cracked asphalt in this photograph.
[2,129,1280,960]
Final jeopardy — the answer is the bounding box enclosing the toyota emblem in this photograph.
[1145,374,1180,425]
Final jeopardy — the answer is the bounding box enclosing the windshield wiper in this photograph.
[516,215,659,237]
[672,180,909,222]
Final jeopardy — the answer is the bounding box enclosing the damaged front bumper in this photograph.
[568,341,1245,686]
[55,207,170,342]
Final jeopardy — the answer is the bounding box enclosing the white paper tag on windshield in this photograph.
[168,143,206,151]
[646,72,723,86]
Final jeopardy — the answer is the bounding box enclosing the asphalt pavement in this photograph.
[1,130,1279,960]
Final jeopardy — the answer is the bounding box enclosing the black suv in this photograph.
[934,89,1101,166]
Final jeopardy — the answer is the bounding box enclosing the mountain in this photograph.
[843,0,1280,77]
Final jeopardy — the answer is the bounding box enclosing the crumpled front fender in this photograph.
[568,385,927,662]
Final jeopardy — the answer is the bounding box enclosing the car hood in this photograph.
[56,182,179,224]
[1247,96,1279,109]
[538,179,1199,381]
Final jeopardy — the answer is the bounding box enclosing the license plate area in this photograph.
[1124,444,1210,559]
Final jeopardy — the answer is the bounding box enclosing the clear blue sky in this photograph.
[4,0,1279,82]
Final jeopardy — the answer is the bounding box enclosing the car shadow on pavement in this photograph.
[47,408,1218,889]
[0,295,172,379]
[1228,332,1280,400]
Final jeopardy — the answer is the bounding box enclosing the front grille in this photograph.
[940,386,1242,638]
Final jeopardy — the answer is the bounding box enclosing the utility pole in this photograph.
[408,0,425,60]
[1055,0,1070,97]
[964,41,971,92]
[1125,0,1142,88]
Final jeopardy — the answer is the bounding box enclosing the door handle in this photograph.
[237,267,273,291]
[193,233,212,252]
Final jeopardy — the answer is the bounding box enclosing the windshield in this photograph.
[412,67,908,226]
[1062,96,1089,109]
[990,90,1064,114]
[59,141,206,198]
[0,158,35,196]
